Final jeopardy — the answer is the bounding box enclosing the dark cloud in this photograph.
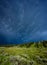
[0,0,47,44]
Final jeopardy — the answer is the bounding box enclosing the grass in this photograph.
[0,43,47,65]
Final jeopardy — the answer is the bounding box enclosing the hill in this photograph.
[0,41,47,65]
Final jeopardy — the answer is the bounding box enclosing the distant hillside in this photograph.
[0,41,47,48]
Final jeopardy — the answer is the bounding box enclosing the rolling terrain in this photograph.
[0,41,47,65]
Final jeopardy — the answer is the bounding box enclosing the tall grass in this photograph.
[0,42,47,65]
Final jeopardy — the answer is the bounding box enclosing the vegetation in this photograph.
[0,41,47,65]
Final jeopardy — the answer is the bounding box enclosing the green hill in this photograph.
[0,41,47,65]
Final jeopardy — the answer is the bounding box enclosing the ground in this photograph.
[0,43,47,65]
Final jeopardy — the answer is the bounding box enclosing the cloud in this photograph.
[0,0,47,43]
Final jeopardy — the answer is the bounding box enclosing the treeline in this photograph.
[0,41,47,48]
[17,41,47,48]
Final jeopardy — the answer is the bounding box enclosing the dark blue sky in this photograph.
[0,0,47,44]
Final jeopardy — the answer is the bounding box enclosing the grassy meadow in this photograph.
[0,41,47,65]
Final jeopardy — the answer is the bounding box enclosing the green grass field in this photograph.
[0,42,47,65]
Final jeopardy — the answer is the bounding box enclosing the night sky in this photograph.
[0,0,47,44]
